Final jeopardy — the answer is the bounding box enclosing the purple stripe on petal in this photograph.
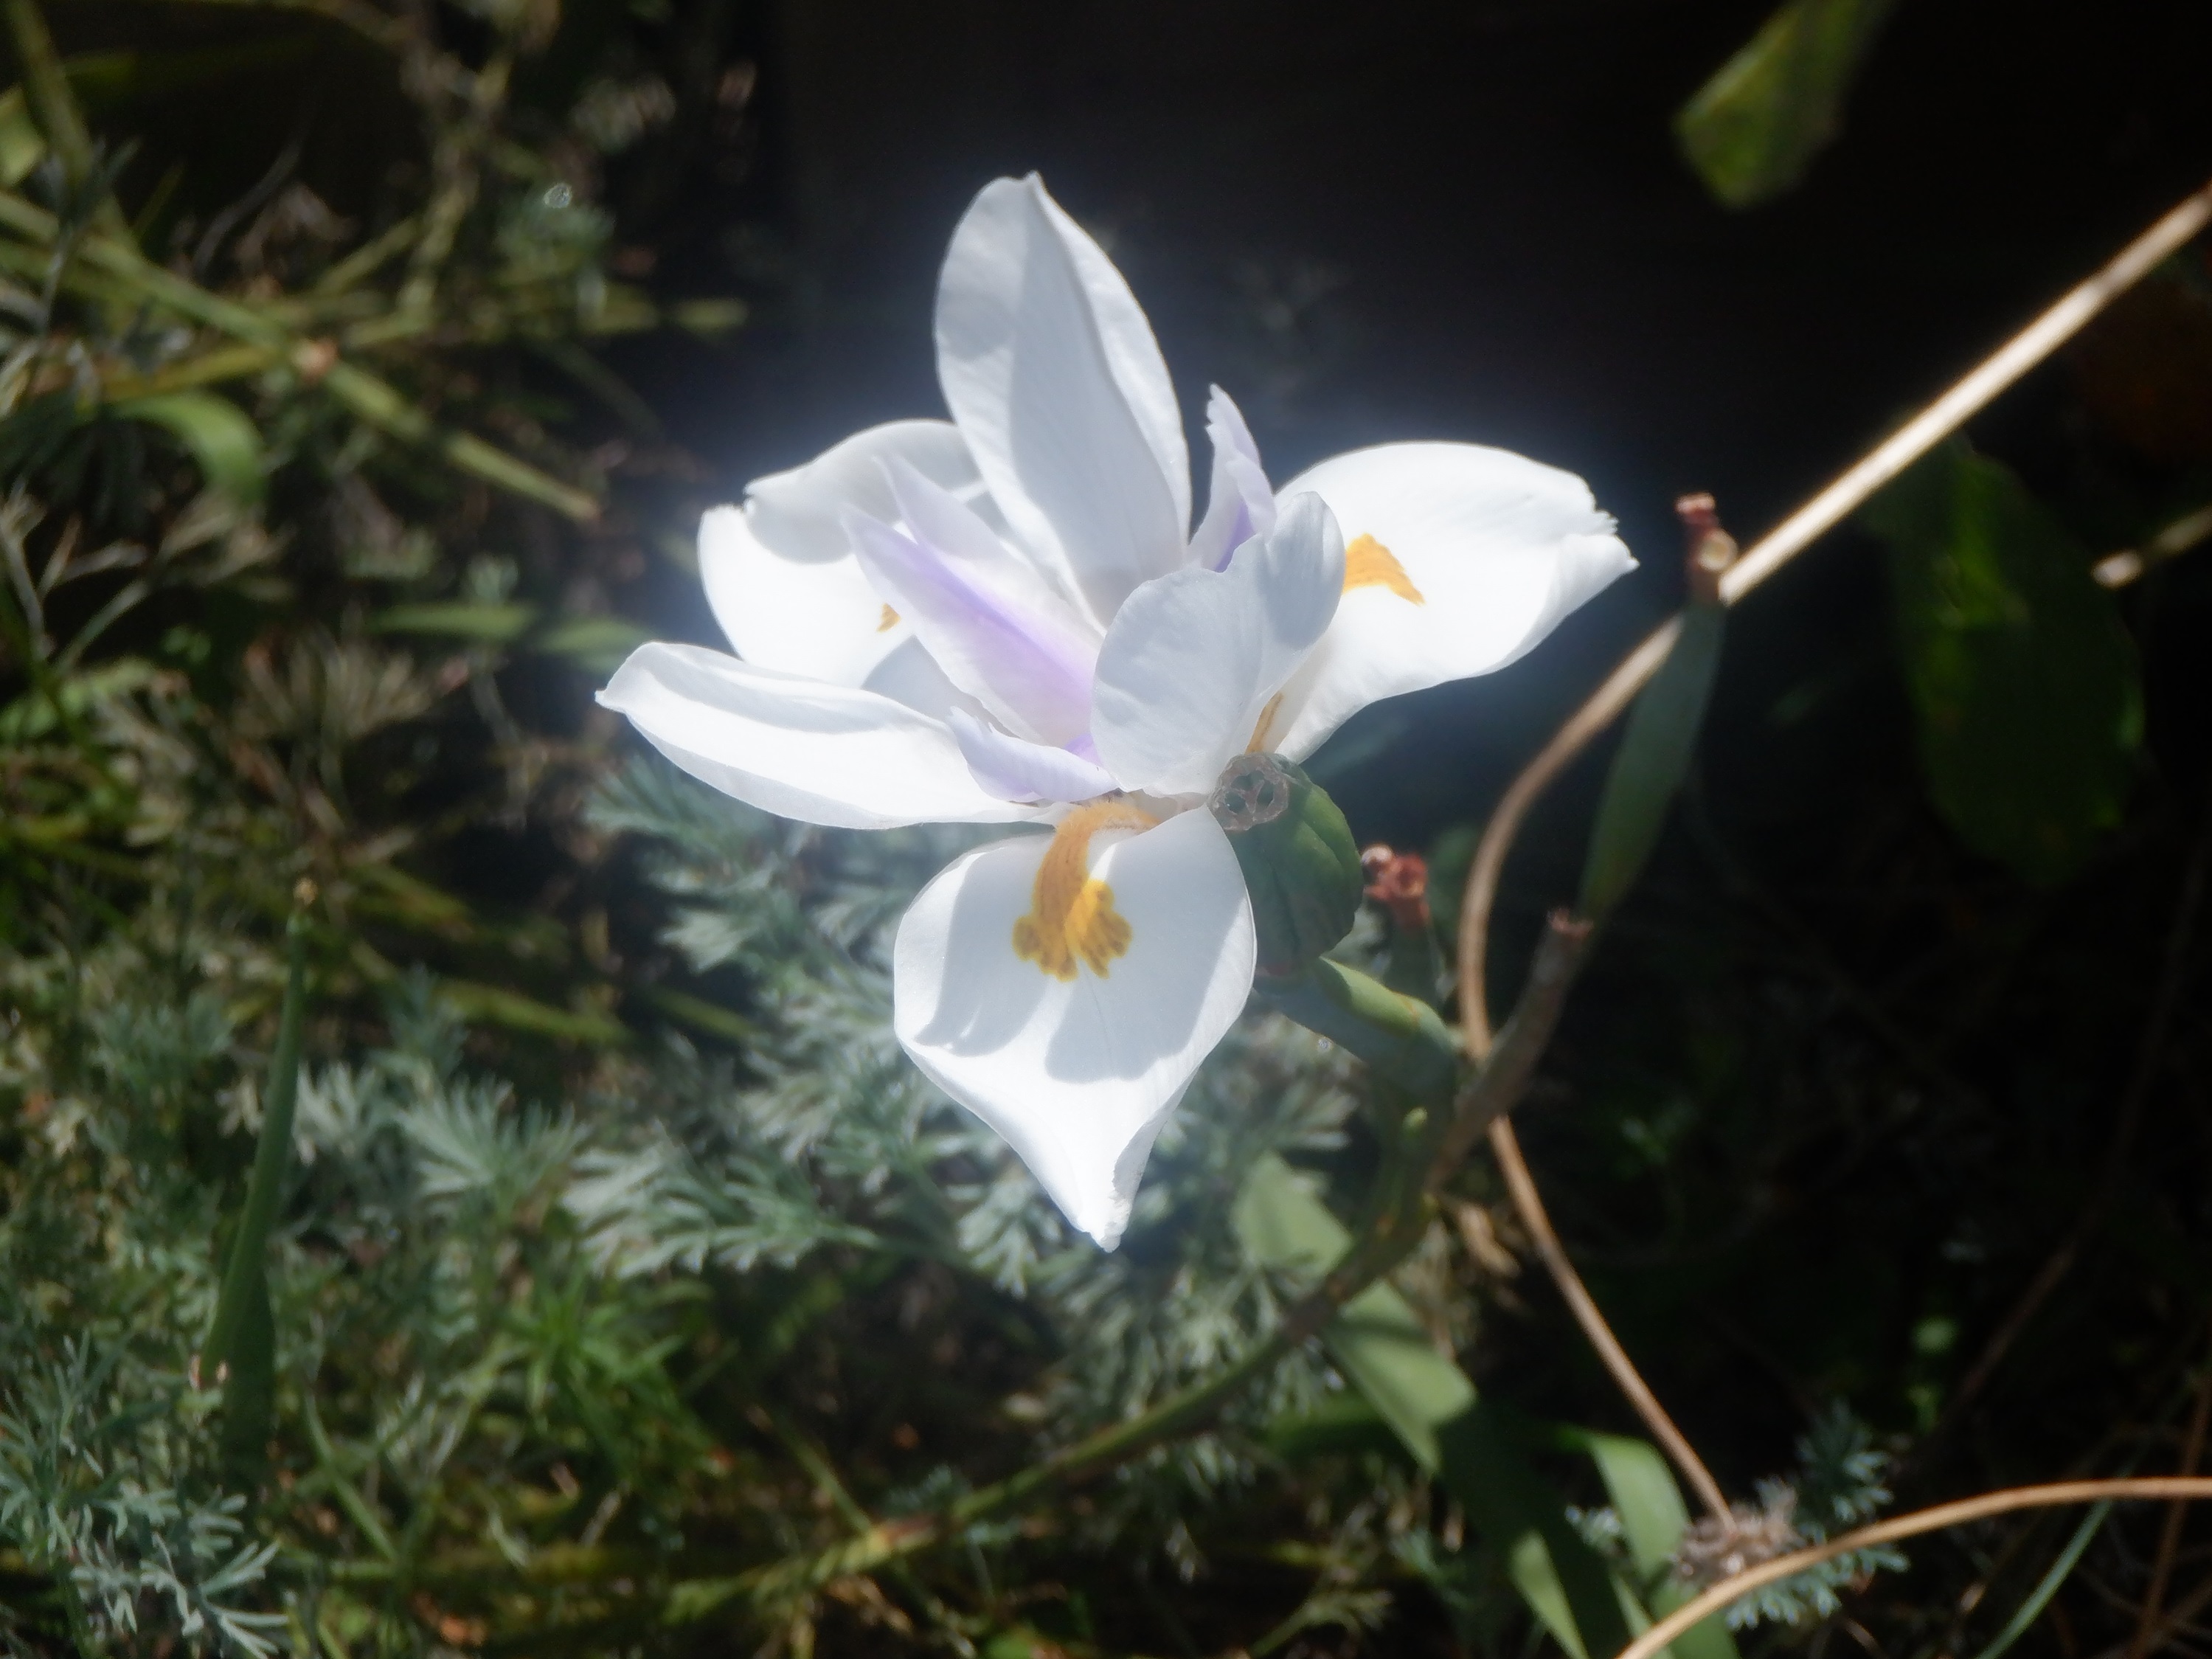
[1190,386,1279,574]
[950,709,1117,803]
[844,508,1097,745]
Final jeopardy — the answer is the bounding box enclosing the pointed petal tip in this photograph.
[891,814,1251,1250]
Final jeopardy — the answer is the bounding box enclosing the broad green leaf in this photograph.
[1236,1155,1634,1659]
[1865,445,2142,887]
[0,86,46,185]
[535,613,650,674]
[112,391,266,509]
[1580,606,1726,922]
[1559,1428,1741,1659]
[1675,0,1901,209]
[1264,1388,1406,1464]
[374,600,540,642]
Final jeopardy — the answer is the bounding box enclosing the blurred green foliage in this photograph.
[1674,0,1901,209]
[1867,445,2143,887]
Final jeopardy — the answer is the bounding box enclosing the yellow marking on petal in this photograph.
[1246,691,1284,753]
[877,603,901,631]
[1344,533,1424,604]
[1011,798,1157,982]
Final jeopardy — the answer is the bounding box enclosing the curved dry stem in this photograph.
[1456,620,1679,1048]
[1714,180,2212,603]
[1449,173,2212,1564]
[1488,1115,1731,1523]
[1615,1479,2212,1659]
[1453,173,2212,1042]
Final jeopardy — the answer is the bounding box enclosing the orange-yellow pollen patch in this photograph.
[1344,533,1424,604]
[876,603,901,631]
[1011,798,1157,981]
[1246,691,1284,753]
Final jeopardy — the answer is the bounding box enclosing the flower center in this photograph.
[1012,798,1158,981]
[1344,533,1424,603]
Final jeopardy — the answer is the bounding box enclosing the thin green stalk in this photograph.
[0,0,131,246]
[139,0,408,50]
[301,1393,400,1562]
[204,887,313,1374]
[310,212,421,294]
[1964,1503,2111,1659]
[397,46,513,319]
[0,188,599,520]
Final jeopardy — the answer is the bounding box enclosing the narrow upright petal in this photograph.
[1263,442,1635,758]
[600,643,1041,829]
[949,709,1117,805]
[845,466,1100,746]
[1092,493,1345,798]
[700,420,980,688]
[935,175,1190,627]
[893,807,1255,1248]
[1186,386,1277,574]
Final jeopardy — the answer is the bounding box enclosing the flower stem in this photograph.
[0,187,600,522]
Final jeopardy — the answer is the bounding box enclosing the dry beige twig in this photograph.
[1618,1480,2212,1659]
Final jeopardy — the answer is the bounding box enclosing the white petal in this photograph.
[1265,442,1635,759]
[844,477,1099,746]
[894,808,1255,1248]
[600,643,1041,829]
[935,175,1190,627]
[1091,493,1345,797]
[950,710,1118,804]
[700,420,981,688]
[859,636,987,724]
[1187,386,1277,574]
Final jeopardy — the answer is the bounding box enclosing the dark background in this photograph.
[51,0,2212,849]
[676,0,2212,846]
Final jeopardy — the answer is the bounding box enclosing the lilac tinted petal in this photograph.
[1092,493,1345,797]
[844,492,1098,747]
[885,457,1095,630]
[1188,387,1279,575]
[950,709,1117,804]
[701,420,976,685]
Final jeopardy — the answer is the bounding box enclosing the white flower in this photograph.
[601,174,1634,1249]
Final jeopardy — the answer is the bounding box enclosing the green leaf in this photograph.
[61,40,318,111]
[0,657,161,742]
[1559,1429,1741,1659]
[1235,1155,1634,1659]
[215,1269,275,1483]
[440,978,629,1046]
[533,613,650,674]
[373,600,540,642]
[1865,444,2142,886]
[0,86,46,186]
[207,905,308,1484]
[1580,605,1727,923]
[111,391,265,509]
[1674,0,1901,209]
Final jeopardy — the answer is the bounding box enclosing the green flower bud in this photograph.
[1209,752,1365,977]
